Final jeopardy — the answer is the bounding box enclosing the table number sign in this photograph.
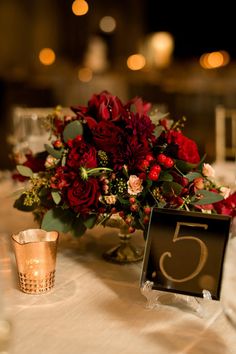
[141,208,232,300]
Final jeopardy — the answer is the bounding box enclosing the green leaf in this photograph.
[117,195,130,205]
[63,120,83,142]
[185,172,202,182]
[44,144,62,159]
[13,194,37,211]
[41,208,74,233]
[71,216,87,237]
[61,154,67,166]
[16,165,33,178]
[162,181,183,195]
[83,214,97,229]
[175,159,199,174]
[153,125,164,138]
[191,190,224,205]
[51,191,61,205]
[159,171,173,182]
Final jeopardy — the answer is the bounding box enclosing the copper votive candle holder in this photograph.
[11,229,59,294]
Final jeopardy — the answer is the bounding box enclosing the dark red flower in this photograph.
[166,130,200,164]
[50,167,75,190]
[214,192,236,217]
[124,96,151,115]
[66,136,97,169]
[67,177,100,214]
[88,120,124,156]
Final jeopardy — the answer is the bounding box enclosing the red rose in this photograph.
[67,178,100,214]
[83,91,126,123]
[166,130,200,164]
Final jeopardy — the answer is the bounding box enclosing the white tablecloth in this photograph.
[1,178,236,354]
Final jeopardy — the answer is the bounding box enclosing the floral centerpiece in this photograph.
[13,91,236,239]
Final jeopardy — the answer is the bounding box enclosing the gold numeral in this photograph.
[159,222,208,283]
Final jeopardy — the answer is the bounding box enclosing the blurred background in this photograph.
[1,0,236,169]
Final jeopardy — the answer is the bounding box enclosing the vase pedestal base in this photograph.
[103,234,143,264]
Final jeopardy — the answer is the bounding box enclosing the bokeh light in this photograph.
[72,0,89,16]
[146,32,174,68]
[99,16,116,33]
[78,67,93,82]
[200,51,230,69]
[38,48,56,66]
[127,54,146,71]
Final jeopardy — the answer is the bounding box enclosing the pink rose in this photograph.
[202,163,215,178]
[127,175,143,195]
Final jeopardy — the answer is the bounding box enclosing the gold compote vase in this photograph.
[101,214,144,264]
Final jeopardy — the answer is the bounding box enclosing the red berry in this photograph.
[143,206,151,215]
[176,196,184,206]
[181,177,189,187]
[53,140,63,149]
[130,203,139,212]
[164,157,174,168]
[128,226,135,234]
[151,164,161,173]
[129,197,136,204]
[145,154,154,162]
[157,153,167,164]
[125,216,133,225]
[119,211,125,218]
[143,215,150,224]
[148,170,159,181]
[75,135,82,142]
[139,159,149,170]
[148,164,161,181]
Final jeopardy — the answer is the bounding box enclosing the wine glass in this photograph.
[221,219,236,328]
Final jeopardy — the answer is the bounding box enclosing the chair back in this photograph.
[215,105,236,162]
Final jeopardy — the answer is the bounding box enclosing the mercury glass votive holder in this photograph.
[11,229,59,294]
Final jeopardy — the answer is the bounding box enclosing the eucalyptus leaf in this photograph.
[191,189,224,205]
[185,171,202,182]
[71,216,87,237]
[16,165,33,178]
[175,159,199,174]
[153,125,164,138]
[117,195,130,205]
[44,144,62,159]
[159,171,173,182]
[83,214,97,229]
[51,191,61,205]
[41,208,74,233]
[162,181,183,195]
[63,120,83,142]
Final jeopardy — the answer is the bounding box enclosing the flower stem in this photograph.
[80,167,113,180]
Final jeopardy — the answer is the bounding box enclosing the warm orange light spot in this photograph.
[208,52,224,68]
[127,54,146,71]
[78,67,93,82]
[99,16,116,33]
[39,48,56,66]
[72,0,89,16]
[200,51,230,69]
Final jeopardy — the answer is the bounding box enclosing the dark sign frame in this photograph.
[140,208,232,300]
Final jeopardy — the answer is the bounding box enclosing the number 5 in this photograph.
[159,222,208,283]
